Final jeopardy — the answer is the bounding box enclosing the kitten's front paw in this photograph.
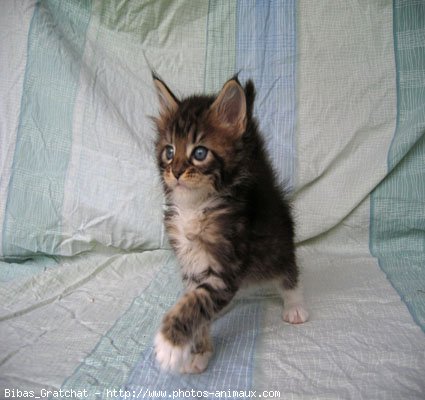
[154,331,191,373]
[181,351,212,374]
[154,331,212,374]
[282,305,309,324]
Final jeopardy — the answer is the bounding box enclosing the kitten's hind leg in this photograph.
[279,279,309,324]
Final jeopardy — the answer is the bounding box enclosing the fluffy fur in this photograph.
[152,75,308,373]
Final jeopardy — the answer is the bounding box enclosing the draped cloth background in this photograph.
[0,1,424,398]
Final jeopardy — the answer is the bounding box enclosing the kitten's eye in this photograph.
[165,145,174,161]
[193,146,208,161]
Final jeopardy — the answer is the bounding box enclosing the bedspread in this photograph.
[1,1,424,399]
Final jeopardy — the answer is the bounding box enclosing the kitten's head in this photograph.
[153,76,253,202]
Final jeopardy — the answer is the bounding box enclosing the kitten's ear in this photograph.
[153,77,179,115]
[210,79,247,137]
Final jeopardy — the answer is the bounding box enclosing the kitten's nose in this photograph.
[172,166,185,180]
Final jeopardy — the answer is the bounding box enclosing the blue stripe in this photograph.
[123,301,261,400]
[236,0,297,190]
[2,0,92,259]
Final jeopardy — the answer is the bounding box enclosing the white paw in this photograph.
[154,331,191,373]
[282,304,309,324]
[181,351,212,374]
[154,331,212,374]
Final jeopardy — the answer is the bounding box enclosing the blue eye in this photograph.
[193,146,208,161]
[165,145,174,160]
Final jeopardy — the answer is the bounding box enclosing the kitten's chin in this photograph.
[165,181,190,193]
[175,181,190,190]
[170,184,214,208]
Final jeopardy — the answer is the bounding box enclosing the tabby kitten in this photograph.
[152,75,308,374]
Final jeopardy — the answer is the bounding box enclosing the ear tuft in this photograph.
[153,78,179,115]
[210,79,247,136]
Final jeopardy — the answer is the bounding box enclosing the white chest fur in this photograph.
[167,205,210,279]
[166,190,223,282]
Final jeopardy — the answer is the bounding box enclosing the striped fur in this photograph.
[153,76,308,373]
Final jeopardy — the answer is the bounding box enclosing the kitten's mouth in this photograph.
[175,180,190,189]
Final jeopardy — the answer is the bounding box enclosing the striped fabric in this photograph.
[2,0,92,257]
[124,302,261,400]
[370,0,425,330]
[0,1,424,399]
[236,0,297,189]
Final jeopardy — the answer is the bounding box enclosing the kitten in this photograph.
[152,75,308,374]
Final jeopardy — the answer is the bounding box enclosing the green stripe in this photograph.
[204,0,237,93]
[2,0,92,258]
[370,0,425,331]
